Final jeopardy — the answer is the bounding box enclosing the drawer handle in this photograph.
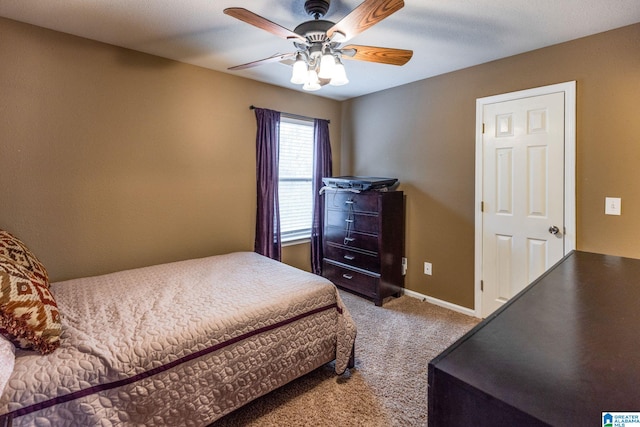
[343,255,355,261]
[345,200,355,205]
[345,219,354,223]
[344,237,355,242]
[342,274,353,280]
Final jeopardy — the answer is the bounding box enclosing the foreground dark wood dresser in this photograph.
[428,251,640,426]
[322,189,404,306]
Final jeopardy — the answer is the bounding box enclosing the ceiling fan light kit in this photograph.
[224,0,412,92]
[292,43,346,90]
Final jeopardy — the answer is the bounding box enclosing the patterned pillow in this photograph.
[0,230,49,287]
[0,258,61,355]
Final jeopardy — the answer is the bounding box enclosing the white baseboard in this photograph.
[403,289,478,318]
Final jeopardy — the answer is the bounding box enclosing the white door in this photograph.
[481,92,566,317]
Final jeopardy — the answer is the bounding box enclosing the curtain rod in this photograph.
[249,105,330,124]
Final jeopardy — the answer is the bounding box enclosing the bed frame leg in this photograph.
[347,344,355,369]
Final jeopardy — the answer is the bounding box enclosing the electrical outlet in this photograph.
[401,257,407,276]
[424,262,432,276]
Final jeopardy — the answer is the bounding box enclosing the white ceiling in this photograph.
[2,0,639,101]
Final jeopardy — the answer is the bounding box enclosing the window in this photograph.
[278,116,314,243]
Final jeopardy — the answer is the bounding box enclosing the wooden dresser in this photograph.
[428,251,640,426]
[321,189,404,306]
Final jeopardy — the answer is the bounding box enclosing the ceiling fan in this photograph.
[223,0,413,91]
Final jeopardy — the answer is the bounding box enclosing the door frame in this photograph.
[474,81,576,318]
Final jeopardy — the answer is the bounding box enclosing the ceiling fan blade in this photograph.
[327,0,404,42]
[341,45,413,66]
[223,8,308,44]
[228,53,297,70]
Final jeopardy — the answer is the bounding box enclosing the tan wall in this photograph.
[0,17,341,281]
[342,23,640,309]
[282,243,312,272]
[3,16,638,309]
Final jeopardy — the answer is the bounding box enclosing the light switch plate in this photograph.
[605,197,621,215]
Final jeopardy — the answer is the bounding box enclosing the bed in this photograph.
[0,245,356,426]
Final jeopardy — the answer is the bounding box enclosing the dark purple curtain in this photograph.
[311,119,332,275]
[254,108,282,260]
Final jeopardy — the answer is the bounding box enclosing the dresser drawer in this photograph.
[324,227,379,253]
[324,191,379,213]
[324,243,380,272]
[326,209,379,234]
[322,261,379,299]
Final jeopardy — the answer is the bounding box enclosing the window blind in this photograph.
[278,117,314,242]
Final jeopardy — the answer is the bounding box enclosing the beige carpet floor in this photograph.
[212,290,480,426]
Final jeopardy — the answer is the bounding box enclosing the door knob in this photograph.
[548,225,560,235]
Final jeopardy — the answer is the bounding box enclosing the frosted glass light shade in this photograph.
[290,58,308,84]
[318,53,335,79]
[329,62,349,86]
[303,69,321,91]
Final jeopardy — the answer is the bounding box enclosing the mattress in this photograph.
[0,252,356,426]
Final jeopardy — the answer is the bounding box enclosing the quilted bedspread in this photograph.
[0,252,356,426]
